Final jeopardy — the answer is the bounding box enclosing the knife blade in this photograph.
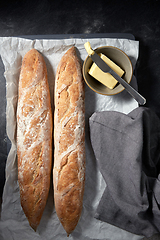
[89,51,146,105]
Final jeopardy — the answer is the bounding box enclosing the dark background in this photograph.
[0,0,160,239]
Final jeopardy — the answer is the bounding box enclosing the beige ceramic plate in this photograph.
[83,46,133,95]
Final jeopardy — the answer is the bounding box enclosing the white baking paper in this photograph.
[0,36,143,240]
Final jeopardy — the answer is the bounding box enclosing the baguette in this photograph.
[17,49,52,230]
[53,46,85,236]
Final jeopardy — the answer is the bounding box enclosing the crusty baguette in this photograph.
[53,46,85,236]
[17,49,52,231]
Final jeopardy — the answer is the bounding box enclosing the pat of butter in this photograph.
[88,53,125,89]
[84,42,94,55]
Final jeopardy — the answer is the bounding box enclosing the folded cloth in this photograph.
[89,107,160,238]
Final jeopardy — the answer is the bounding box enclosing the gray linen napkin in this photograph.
[89,107,160,238]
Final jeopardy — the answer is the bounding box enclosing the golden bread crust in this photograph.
[17,49,52,230]
[53,46,85,236]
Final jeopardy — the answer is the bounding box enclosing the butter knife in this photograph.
[88,51,146,105]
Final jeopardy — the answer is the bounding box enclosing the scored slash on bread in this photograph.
[53,46,85,236]
[17,49,53,231]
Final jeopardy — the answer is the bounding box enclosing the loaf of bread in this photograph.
[17,49,52,231]
[53,46,85,236]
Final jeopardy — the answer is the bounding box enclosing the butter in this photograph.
[88,53,125,89]
[84,42,94,55]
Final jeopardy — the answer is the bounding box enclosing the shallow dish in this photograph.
[83,46,133,95]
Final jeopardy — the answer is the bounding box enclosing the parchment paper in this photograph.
[0,36,143,240]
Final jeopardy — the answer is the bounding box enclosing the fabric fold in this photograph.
[89,107,160,238]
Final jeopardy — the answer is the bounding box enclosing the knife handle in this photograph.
[110,70,146,105]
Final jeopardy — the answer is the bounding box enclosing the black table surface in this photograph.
[1,0,160,239]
